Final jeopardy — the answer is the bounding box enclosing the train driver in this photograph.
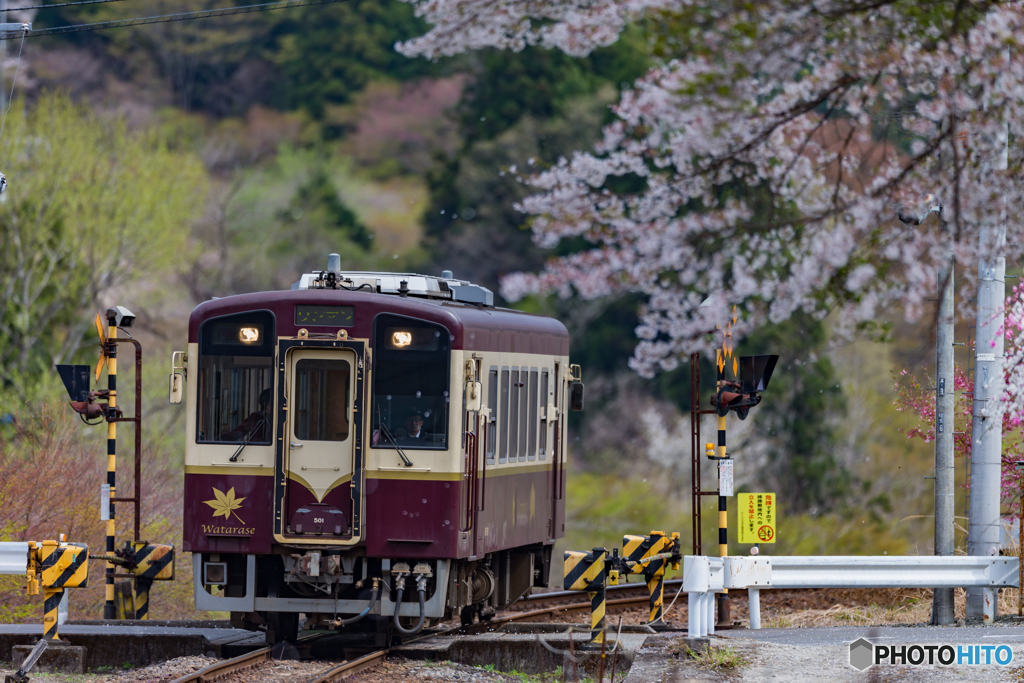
[224,388,273,442]
[398,409,428,444]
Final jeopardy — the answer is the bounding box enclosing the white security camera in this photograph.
[108,306,136,329]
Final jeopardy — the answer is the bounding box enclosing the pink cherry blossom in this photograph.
[401,1,1024,379]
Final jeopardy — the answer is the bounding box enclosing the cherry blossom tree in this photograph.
[398,1,1024,378]
[894,290,1024,504]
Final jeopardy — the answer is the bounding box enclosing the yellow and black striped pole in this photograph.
[131,542,175,620]
[588,585,606,645]
[43,588,62,640]
[646,556,665,625]
[564,548,607,645]
[105,314,118,620]
[716,349,730,626]
[135,579,150,620]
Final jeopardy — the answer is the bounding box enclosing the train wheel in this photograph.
[265,611,299,644]
[459,605,476,626]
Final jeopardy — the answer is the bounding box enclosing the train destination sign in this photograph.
[295,304,355,327]
[738,492,776,544]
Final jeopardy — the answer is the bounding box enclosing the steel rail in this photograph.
[454,595,651,635]
[166,589,657,682]
[302,649,388,682]
[167,646,271,683]
[523,579,682,606]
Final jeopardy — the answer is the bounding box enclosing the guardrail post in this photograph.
[748,588,760,629]
[687,592,700,637]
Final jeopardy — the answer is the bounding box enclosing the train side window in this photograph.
[509,368,520,462]
[527,368,538,461]
[499,367,510,463]
[487,367,498,462]
[518,368,528,461]
[539,369,549,459]
[553,362,560,408]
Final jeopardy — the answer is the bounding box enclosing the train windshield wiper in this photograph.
[377,405,413,467]
[230,416,267,462]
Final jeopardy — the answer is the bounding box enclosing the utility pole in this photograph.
[966,222,1005,621]
[1,0,7,112]
[966,116,1009,622]
[932,208,955,625]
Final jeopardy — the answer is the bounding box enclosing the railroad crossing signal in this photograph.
[621,531,681,629]
[25,540,89,641]
[564,533,683,640]
[563,548,608,644]
[128,542,175,620]
[710,354,779,420]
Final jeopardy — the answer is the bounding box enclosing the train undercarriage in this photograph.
[199,545,553,643]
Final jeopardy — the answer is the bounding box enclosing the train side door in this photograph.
[275,343,365,544]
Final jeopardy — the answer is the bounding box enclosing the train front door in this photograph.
[275,343,365,543]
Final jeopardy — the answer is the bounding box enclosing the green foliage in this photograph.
[458,26,649,143]
[0,92,207,388]
[684,644,749,670]
[278,166,372,249]
[421,27,649,292]
[59,0,437,117]
[739,314,850,513]
[268,0,441,119]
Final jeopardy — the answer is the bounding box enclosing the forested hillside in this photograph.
[0,0,969,618]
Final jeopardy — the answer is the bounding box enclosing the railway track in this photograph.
[167,582,683,681]
[167,647,388,683]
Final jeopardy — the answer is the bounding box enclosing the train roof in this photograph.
[188,266,569,355]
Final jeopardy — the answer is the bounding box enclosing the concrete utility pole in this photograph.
[966,118,1009,622]
[932,214,955,625]
[1,0,7,112]
[966,222,1006,621]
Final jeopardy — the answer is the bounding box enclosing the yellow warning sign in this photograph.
[738,492,776,544]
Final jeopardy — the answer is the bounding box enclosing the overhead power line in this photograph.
[5,0,132,13]
[0,0,343,39]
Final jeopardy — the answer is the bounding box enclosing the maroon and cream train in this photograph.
[173,262,582,641]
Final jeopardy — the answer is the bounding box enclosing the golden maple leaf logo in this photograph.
[204,487,246,525]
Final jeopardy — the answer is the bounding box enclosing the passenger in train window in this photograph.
[224,388,272,442]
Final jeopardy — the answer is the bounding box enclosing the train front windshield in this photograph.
[371,314,450,450]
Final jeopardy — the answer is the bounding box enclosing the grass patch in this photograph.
[686,645,749,671]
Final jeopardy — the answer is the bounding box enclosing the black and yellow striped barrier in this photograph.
[563,547,609,644]
[621,531,681,629]
[26,540,89,641]
[130,542,174,620]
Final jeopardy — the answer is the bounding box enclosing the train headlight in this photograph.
[391,331,412,348]
[239,327,260,344]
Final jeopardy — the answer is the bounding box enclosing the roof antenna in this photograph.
[398,279,409,297]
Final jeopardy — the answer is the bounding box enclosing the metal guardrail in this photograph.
[682,555,1020,637]
[769,556,1018,590]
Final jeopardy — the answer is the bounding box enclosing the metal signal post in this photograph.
[58,305,158,620]
[104,317,117,619]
